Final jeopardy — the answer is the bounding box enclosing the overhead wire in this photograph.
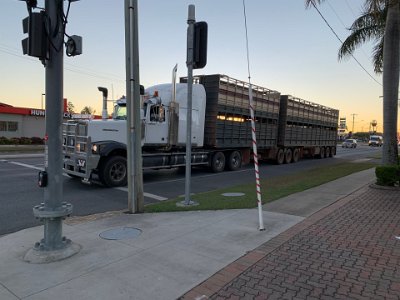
[0,42,124,83]
[344,0,358,17]
[326,0,371,64]
[310,1,382,86]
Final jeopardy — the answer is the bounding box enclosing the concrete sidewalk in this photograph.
[0,169,377,300]
[182,172,400,300]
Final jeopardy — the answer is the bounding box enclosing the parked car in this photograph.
[368,135,383,147]
[342,139,357,148]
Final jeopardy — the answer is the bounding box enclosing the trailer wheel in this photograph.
[318,147,325,159]
[284,149,292,164]
[276,148,285,165]
[226,151,242,171]
[292,148,300,163]
[325,147,331,158]
[331,146,336,156]
[98,156,127,187]
[211,152,225,173]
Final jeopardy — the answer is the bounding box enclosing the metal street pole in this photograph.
[184,5,196,206]
[125,0,144,213]
[24,0,79,263]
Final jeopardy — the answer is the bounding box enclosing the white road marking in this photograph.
[114,187,168,201]
[8,161,43,171]
[6,160,169,201]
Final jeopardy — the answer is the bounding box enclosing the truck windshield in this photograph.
[114,104,127,120]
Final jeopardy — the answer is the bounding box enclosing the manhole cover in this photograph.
[99,227,142,240]
[222,192,245,197]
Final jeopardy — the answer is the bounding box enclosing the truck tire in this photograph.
[276,148,284,165]
[226,151,242,171]
[211,152,225,173]
[318,147,325,159]
[98,156,127,187]
[284,149,292,164]
[292,148,300,163]
[325,147,331,158]
[331,146,336,156]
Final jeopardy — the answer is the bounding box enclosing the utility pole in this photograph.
[24,0,79,263]
[351,113,357,133]
[125,0,144,213]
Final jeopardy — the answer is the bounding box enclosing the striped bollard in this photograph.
[248,82,265,231]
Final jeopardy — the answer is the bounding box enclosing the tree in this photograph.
[67,101,75,114]
[338,4,386,73]
[80,106,96,115]
[305,0,399,166]
[381,0,399,165]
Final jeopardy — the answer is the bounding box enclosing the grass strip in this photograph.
[0,145,44,153]
[144,162,377,213]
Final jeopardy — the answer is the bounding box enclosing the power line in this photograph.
[326,0,348,28]
[311,2,382,86]
[326,0,372,64]
[344,0,358,18]
[0,43,125,83]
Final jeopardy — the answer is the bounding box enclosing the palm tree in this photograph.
[338,4,386,73]
[381,0,400,166]
[305,0,399,166]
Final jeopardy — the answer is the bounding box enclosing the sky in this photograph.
[0,0,396,133]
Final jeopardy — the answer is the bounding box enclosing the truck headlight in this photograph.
[92,144,99,154]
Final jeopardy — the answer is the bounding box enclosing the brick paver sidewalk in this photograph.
[181,186,400,300]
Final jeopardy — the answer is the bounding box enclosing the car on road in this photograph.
[342,139,357,148]
[368,135,383,147]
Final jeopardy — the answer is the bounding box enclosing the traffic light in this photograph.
[22,11,48,60]
[193,21,208,69]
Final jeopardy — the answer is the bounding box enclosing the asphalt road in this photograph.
[0,144,381,236]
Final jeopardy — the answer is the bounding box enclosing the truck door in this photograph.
[144,103,169,145]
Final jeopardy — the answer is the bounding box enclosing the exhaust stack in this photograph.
[98,87,108,121]
[167,64,179,148]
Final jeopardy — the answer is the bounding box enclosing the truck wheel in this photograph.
[284,149,292,164]
[99,156,127,187]
[211,152,225,173]
[292,148,300,163]
[226,151,242,171]
[318,147,325,159]
[276,148,284,165]
[325,147,331,158]
[331,146,336,156]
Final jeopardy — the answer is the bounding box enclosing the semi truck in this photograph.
[62,74,339,187]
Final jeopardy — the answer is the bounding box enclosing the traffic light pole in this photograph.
[24,0,80,263]
[184,5,196,206]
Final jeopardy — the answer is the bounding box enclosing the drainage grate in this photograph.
[99,227,142,240]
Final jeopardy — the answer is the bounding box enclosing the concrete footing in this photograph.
[23,242,81,264]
